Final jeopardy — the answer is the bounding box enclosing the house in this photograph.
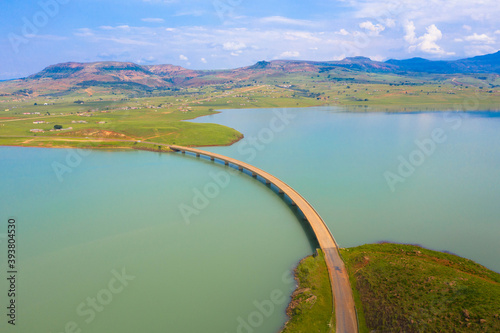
[33,121,45,124]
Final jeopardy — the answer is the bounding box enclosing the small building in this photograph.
[33,121,45,124]
[30,129,44,133]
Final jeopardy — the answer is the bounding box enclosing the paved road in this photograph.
[169,144,358,333]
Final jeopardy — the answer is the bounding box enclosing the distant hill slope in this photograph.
[386,51,500,74]
[1,51,499,96]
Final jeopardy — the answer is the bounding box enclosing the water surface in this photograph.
[1,106,499,333]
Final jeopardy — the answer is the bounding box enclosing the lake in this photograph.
[1,106,499,332]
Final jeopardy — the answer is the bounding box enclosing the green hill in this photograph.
[284,243,500,333]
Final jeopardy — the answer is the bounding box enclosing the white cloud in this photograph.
[284,31,321,42]
[136,56,157,64]
[201,58,207,63]
[142,18,165,23]
[404,21,454,56]
[336,29,350,36]
[403,21,417,44]
[464,33,495,44]
[495,30,500,34]
[384,19,396,28]
[105,37,154,46]
[179,54,189,61]
[359,21,385,35]
[279,51,300,58]
[222,41,246,51]
[464,44,497,57]
[463,25,472,31]
[74,28,94,37]
[259,16,316,27]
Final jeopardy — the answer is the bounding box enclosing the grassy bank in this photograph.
[281,249,334,333]
[283,244,500,333]
[340,243,500,333]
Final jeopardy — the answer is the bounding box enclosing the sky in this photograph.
[1,0,499,80]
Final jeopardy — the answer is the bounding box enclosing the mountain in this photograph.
[27,61,170,88]
[1,51,499,96]
[386,51,500,74]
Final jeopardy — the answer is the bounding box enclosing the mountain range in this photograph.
[2,51,499,96]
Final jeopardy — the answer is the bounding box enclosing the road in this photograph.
[169,144,358,333]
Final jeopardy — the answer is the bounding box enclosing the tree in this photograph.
[54,125,63,130]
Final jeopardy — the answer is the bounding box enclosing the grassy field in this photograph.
[0,85,322,149]
[282,244,500,333]
[281,249,334,333]
[1,77,499,150]
[340,243,500,333]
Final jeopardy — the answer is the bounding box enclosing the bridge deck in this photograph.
[170,145,358,333]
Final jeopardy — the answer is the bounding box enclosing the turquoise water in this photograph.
[1,107,500,332]
[0,147,311,332]
[192,107,500,273]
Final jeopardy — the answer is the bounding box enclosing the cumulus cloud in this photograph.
[404,21,454,56]
[464,33,495,44]
[179,54,188,61]
[359,21,385,35]
[201,57,207,63]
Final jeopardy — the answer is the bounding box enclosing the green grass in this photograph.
[281,244,500,333]
[0,85,323,149]
[340,243,500,333]
[281,249,334,333]
[1,80,499,150]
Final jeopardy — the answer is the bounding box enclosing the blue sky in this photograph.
[1,0,499,79]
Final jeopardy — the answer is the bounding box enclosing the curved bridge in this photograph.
[169,144,358,333]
